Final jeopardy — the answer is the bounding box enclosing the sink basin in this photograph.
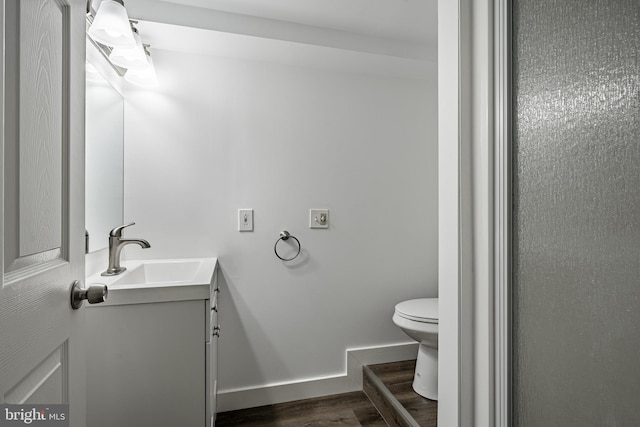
[108,258,217,288]
[86,258,218,306]
[111,260,203,286]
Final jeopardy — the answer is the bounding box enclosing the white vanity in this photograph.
[85,258,219,427]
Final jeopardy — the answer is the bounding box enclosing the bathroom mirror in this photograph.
[85,63,124,252]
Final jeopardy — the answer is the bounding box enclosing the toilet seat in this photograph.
[395,298,438,323]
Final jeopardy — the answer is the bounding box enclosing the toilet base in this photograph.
[412,343,438,400]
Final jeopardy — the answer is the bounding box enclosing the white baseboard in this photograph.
[216,342,418,412]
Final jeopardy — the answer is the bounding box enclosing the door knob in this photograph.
[70,280,108,309]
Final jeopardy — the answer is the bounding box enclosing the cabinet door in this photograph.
[86,301,205,427]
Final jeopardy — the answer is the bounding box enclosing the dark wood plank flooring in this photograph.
[216,391,388,426]
[367,360,437,427]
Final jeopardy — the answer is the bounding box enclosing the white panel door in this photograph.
[0,0,86,425]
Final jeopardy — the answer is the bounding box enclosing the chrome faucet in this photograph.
[101,222,151,276]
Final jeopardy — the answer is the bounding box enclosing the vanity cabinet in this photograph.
[85,259,219,427]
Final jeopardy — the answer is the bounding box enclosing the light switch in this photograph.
[309,209,329,229]
[238,209,254,231]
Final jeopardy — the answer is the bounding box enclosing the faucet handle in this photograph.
[109,222,136,237]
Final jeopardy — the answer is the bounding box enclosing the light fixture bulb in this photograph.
[125,49,159,87]
[109,28,147,70]
[88,0,135,48]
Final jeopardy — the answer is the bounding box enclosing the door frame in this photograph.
[493,0,511,425]
[437,0,511,426]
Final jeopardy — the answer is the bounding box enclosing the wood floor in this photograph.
[367,360,437,426]
[216,391,388,426]
[216,360,436,427]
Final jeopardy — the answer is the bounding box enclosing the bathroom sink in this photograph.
[86,258,218,306]
[103,258,216,288]
[111,259,204,286]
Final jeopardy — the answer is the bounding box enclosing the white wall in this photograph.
[122,42,438,404]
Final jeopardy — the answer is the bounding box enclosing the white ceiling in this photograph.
[125,0,437,60]
[156,0,437,46]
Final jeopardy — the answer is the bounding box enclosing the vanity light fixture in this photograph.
[87,1,159,87]
[109,27,147,70]
[88,0,135,49]
[124,46,159,87]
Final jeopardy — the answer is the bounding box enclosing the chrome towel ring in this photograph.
[274,230,301,261]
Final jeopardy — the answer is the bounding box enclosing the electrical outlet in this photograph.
[309,209,329,229]
[238,209,254,231]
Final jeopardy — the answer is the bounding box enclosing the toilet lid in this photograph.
[395,298,438,323]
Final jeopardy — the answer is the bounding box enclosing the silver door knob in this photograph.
[70,280,108,309]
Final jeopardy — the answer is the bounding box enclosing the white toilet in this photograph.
[392,298,438,400]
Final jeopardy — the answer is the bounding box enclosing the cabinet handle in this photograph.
[213,325,221,337]
[211,304,218,312]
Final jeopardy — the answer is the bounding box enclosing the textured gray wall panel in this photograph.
[513,0,640,425]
